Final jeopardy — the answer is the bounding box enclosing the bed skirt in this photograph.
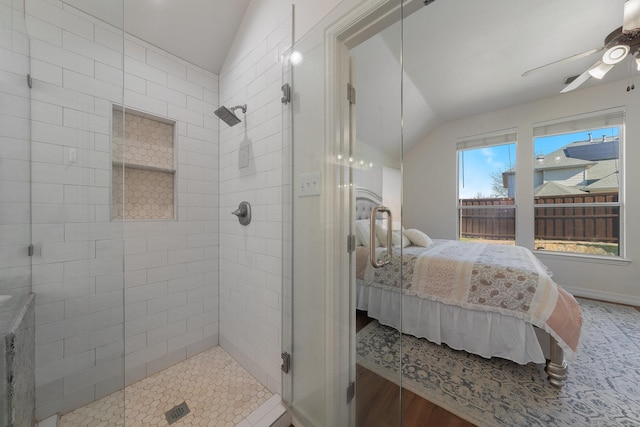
[356,279,548,365]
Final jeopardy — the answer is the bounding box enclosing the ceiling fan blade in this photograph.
[588,60,615,79]
[521,47,604,77]
[623,0,640,33]
[560,70,591,93]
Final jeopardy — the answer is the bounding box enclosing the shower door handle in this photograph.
[370,206,392,268]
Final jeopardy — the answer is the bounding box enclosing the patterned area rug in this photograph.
[356,299,640,426]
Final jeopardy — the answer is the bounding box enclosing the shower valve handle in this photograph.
[231,201,251,226]
[231,206,246,217]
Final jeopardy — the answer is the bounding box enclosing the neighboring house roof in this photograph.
[581,158,618,185]
[534,147,595,170]
[534,181,587,196]
[501,136,619,194]
[564,138,619,161]
[583,171,619,192]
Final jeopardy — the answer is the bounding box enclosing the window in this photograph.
[112,108,176,220]
[457,130,517,245]
[532,110,623,257]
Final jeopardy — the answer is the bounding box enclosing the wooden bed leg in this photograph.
[545,336,567,388]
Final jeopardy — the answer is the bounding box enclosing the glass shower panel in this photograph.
[25,0,126,423]
[0,0,32,301]
[284,1,404,426]
[286,24,343,426]
[0,3,34,426]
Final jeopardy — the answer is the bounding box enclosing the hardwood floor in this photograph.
[355,310,476,427]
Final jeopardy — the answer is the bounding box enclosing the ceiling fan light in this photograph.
[623,0,640,33]
[602,44,630,64]
[588,61,614,79]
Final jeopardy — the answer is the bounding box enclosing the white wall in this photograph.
[404,79,640,305]
[25,0,219,419]
[217,0,291,395]
[293,0,343,42]
[0,0,32,298]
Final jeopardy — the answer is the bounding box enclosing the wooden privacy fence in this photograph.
[459,198,515,240]
[460,192,619,243]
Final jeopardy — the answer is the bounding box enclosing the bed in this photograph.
[354,188,582,387]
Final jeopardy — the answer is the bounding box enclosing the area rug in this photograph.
[356,298,640,426]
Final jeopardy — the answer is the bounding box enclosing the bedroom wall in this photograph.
[404,78,640,305]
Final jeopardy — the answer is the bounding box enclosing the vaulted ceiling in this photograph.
[352,0,631,154]
[67,0,632,153]
[64,0,251,74]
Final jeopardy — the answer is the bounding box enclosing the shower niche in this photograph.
[112,107,177,220]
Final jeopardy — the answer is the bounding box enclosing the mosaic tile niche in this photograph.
[112,109,175,220]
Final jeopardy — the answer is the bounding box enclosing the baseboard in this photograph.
[565,286,640,307]
[36,414,58,427]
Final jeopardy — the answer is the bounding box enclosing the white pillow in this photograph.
[375,224,410,248]
[355,220,380,247]
[403,228,433,247]
[393,230,411,247]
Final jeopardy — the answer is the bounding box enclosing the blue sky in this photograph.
[458,127,619,199]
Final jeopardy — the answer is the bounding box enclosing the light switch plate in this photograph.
[297,171,321,197]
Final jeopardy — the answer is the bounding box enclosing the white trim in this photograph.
[533,202,620,208]
[565,286,640,307]
[532,107,625,137]
[535,251,630,265]
[456,127,518,150]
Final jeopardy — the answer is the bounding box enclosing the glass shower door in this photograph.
[349,13,404,427]
[283,1,404,426]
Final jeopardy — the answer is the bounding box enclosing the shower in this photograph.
[215,104,247,126]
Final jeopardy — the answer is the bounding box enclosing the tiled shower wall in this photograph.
[0,0,32,297]
[25,0,219,419]
[218,0,291,394]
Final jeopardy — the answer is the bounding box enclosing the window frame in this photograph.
[531,109,625,259]
[456,129,518,245]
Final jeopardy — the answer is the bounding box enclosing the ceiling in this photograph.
[67,0,632,151]
[352,0,630,155]
[64,0,251,74]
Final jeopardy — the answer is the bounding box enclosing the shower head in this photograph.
[214,104,247,127]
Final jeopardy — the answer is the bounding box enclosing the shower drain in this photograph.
[165,401,190,424]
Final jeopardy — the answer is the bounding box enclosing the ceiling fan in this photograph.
[522,0,640,93]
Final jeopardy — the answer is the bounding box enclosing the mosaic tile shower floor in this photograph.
[59,346,273,427]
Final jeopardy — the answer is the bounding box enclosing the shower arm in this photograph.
[231,104,247,114]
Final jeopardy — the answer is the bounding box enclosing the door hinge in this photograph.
[346,381,355,404]
[281,352,291,374]
[27,73,32,89]
[347,234,356,253]
[347,83,356,105]
[281,83,291,105]
[28,244,34,256]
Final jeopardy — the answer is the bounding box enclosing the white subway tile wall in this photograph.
[217,10,291,394]
[0,0,32,295]
[25,0,219,419]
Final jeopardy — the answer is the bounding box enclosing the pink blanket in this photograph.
[356,240,582,355]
